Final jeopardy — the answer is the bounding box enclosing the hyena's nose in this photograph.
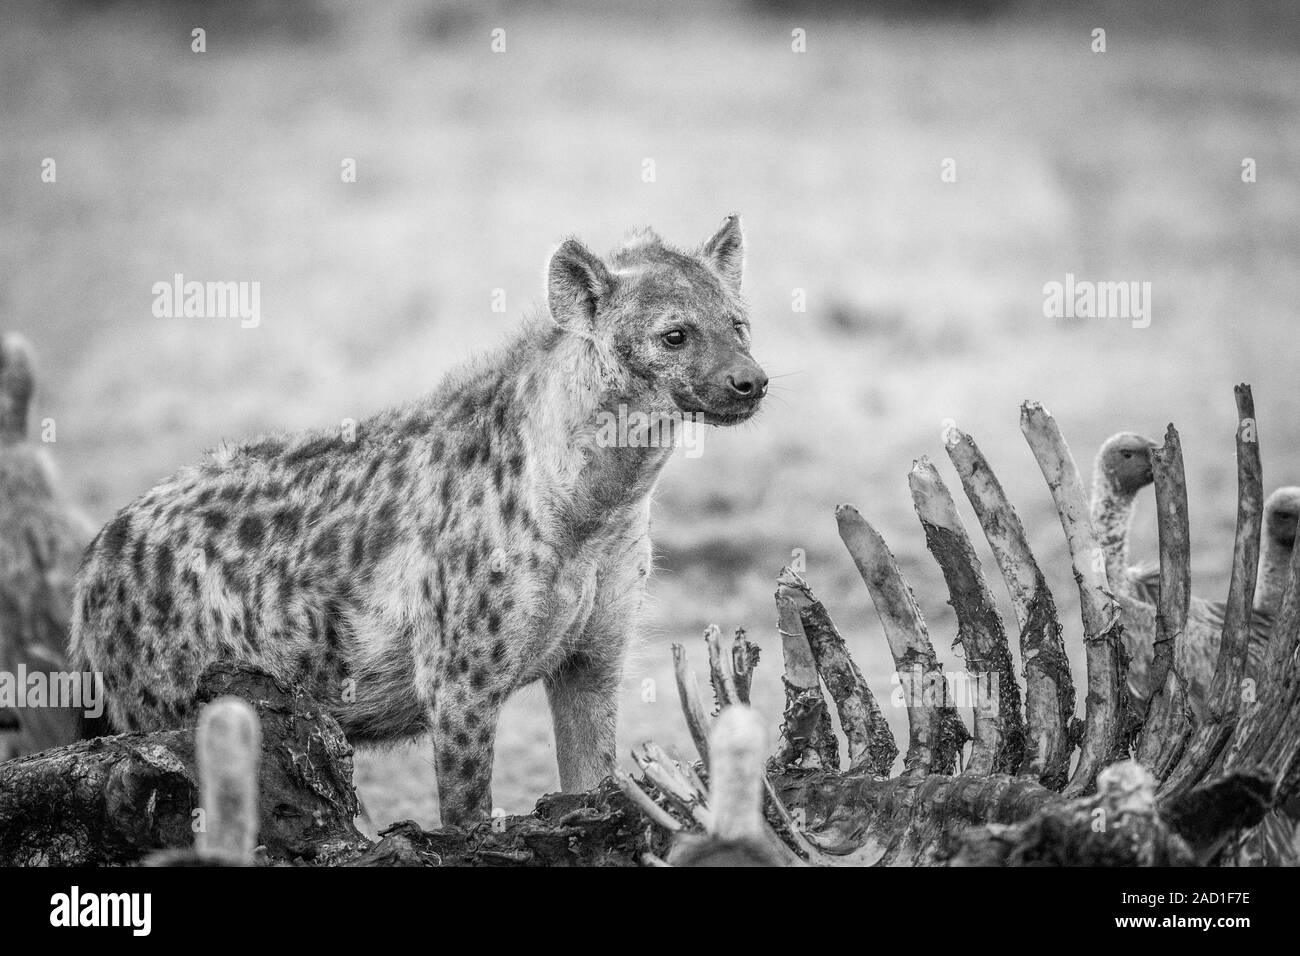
[724,362,768,400]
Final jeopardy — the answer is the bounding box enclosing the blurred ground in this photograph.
[2,0,1299,828]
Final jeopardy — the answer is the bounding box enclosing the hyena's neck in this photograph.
[517,324,673,526]
[1255,535,1293,615]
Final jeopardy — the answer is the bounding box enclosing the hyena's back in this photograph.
[71,386,500,738]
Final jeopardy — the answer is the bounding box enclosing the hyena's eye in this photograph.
[661,328,687,348]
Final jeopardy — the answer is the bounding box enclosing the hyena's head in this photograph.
[546,215,767,425]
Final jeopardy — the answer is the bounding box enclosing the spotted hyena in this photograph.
[71,215,766,825]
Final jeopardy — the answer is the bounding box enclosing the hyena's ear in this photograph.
[548,238,616,326]
[0,333,35,444]
[701,214,744,293]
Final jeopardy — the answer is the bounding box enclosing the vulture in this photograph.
[1254,486,1300,617]
[1092,433,1299,864]
[0,334,95,757]
[1090,431,1276,712]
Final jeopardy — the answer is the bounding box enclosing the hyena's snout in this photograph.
[720,354,768,402]
[699,353,767,423]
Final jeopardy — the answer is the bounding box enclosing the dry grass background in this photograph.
[2,0,1298,829]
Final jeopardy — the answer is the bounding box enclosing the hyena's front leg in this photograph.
[545,649,624,793]
[546,547,646,792]
[431,678,503,828]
